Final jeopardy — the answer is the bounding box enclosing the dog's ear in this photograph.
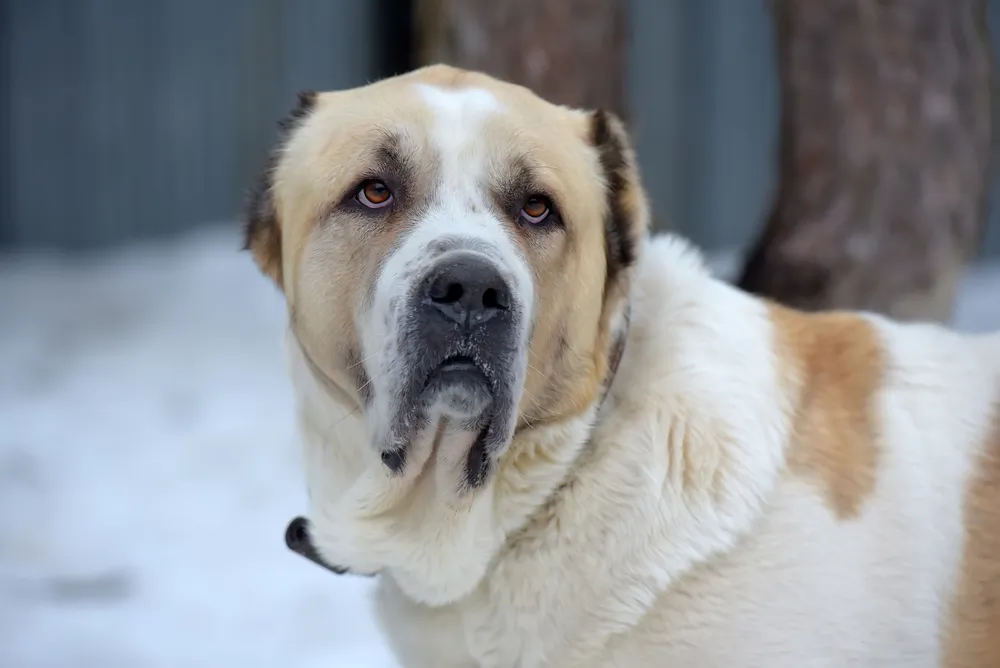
[243,91,318,288]
[589,110,651,294]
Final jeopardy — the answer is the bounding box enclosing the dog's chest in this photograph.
[377,556,638,668]
[377,584,570,668]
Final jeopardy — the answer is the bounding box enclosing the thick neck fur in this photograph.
[288,234,796,665]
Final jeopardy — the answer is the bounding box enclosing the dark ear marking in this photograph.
[589,109,647,287]
[243,90,319,287]
[279,90,318,131]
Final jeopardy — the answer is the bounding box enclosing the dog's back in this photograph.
[599,245,1000,667]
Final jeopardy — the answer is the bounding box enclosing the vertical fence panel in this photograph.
[0,0,379,250]
[0,0,11,247]
[629,0,779,251]
[985,0,1000,257]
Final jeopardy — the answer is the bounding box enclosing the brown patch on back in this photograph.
[769,304,884,519]
[943,406,1000,668]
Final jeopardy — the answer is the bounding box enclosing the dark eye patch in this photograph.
[333,133,418,215]
[490,158,563,229]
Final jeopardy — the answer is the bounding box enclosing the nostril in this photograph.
[482,287,509,311]
[422,256,511,325]
[444,283,464,303]
[430,280,465,304]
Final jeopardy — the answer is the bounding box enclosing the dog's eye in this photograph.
[356,180,393,208]
[521,196,551,224]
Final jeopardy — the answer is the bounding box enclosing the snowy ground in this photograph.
[1,225,999,668]
[0,226,398,668]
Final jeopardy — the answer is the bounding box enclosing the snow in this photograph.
[1,225,998,668]
[0,226,398,668]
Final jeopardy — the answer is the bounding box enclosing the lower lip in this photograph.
[439,359,479,373]
[428,356,489,388]
[436,363,487,383]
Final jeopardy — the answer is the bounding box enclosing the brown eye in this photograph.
[521,196,551,224]
[357,180,393,208]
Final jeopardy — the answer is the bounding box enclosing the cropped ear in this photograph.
[589,109,651,294]
[243,90,318,288]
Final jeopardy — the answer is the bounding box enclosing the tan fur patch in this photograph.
[769,304,884,519]
[943,406,1000,668]
[250,64,649,493]
[248,221,283,287]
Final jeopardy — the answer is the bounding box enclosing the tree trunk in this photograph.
[738,0,994,322]
[414,0,628,119]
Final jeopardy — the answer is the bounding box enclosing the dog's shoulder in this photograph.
[754,282,1000,667]
[603,236,1000,664]
[630,236,999,524]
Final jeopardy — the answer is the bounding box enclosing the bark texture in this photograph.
[739,0,994,322]
[415,0,628,119]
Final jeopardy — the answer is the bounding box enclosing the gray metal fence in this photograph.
[1,0,380,249]
[629,0,780,252]
[2,0,999,256]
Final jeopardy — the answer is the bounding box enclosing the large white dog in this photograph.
[245,65,1000,667]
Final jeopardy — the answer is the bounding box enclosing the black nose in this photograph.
[423,253,511,328]
[283,516,350,575]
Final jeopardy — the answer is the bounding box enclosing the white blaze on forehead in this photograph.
[415,83,502,127]
[414,83,503,187]
[400,83,531,305]
[354,80,533,452]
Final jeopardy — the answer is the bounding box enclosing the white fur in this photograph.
[284,87,1000,665]
[289,233,1000,666]
[360,84,534,468]
[300,83,540,607]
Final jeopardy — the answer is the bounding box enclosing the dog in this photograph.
[244,64,1000,667]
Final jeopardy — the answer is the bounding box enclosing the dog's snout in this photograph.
[423,254,510,328]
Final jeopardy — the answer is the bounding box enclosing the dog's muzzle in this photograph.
[412,251,513,416]
[383,249,522,487]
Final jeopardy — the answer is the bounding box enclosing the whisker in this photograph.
[348,347,383,371]
[521,385,564,429]
[319,366,389,437]
[356,373,378,396]
[327,403,363,431]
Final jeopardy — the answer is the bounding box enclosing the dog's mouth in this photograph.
[424,354,489,390]
[284,516,372,577]
[438,354,478,373]
[417,353,495,420]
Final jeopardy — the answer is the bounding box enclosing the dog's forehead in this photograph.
[413,82,502,121]
[397,78,560,163]
[276,67,598,243]
[322,68,583,157]
[391,65,555,122]
[409,82,505,183]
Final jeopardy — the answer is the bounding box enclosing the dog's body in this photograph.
[246,65,1000,667]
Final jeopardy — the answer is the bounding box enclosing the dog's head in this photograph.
[246,65,649,599]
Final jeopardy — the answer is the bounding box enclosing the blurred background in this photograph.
[2,1,1000,667]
